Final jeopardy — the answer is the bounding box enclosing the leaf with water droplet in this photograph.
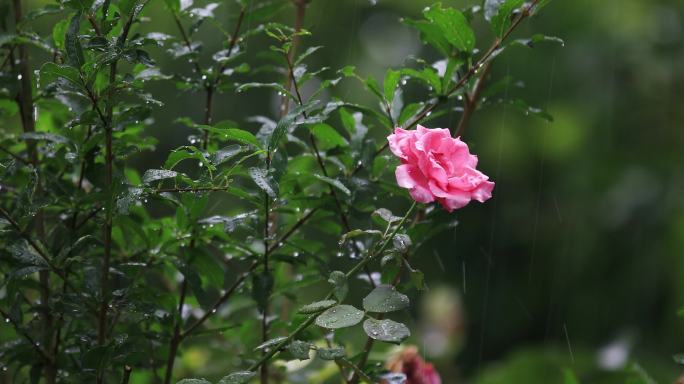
[486,0,524,38]
[142,169,178,184]
[297,299,337,314]
[363,318,410,344]
[315,304,364,329]
[176,379,212,384]
[312,174,351,196]
[317,346,345,360]
[392,234,412,252]
[218,371,256,384]
[287,340,312,360]
[422,3,475,53]
[372,208,401,225]
[362,285,409,313]
[249,167,277,197]
[327,271,348,301]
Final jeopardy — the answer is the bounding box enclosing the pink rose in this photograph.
[387,125,494,212]
[385,346,442,384]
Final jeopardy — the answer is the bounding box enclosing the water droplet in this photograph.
[201,75,207,80]
[17,74,22,80]
[4,318,9,323]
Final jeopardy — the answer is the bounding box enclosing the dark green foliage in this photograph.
[0,0,562,383]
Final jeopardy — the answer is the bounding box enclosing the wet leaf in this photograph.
[317,346,345,360]
[218,371,256,384]
[423,3,475,53]
[362,318,410,344]
[362,285,409,313]
[249,167,277,197]
[142,169,178,184]
[327,271,348,301]
[287,340,312,360]
[315,305,364,329]
[254,336,287,351]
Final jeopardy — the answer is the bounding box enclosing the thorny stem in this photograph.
[247,202,417,373]
[0,308,53,363]
[352,0,540,176]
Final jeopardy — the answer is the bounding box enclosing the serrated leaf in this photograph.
[249,167,277,197]
[423,3,475,53]
[65,12,85,68]
[362,285,409,313]
[218,372,256,384]
[298,300,337,314]
[362,318,410,344]
[402,18,451,57]
[327,271,348,301]
[310,123,347,150]
[313,174,350,196]
[383,69,401,102]
[315,304,364,329]
[488,0,525,38]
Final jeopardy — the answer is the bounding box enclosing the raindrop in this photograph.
[293,252,300,257]
[201,75,207,80]
[17,74,22,80]
[4,318,9,323]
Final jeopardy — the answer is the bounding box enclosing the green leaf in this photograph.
[383,69,401,102]
[315,304,364,329]
[218,372,256,384]
[392,234,412,252]
[400,68,441,94]
[488,0,525,38]
[372,208,401,224]
[142,169,178,184]
[190,249,224,287]
[362,318,410,344]
[362,285,409,313]
[402,18,451,57]
[327,270,348,301]
[298,299,337,314]
[52,19,69,51]
[201,126,261,148]
[176,380,212,384]
[65,12,85,68]
[287,340,312,360]
[249,167,277,197]
[317,346,345,360]
[310,123,347,150]
[423,3,475,53]
[39,62,82,88]
[511,34,565,48]
[236,82,294,100]
[313,174,351,196]
[269,101,320,153]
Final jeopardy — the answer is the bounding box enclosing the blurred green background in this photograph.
[6,0,684,382]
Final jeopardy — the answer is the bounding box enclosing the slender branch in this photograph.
[121,366,133,384]
[163,279,188,384]
[0,145,29,164]
[171,12,202,74]
[0,308,53,362]
[98,6,146,380]
[247,202,417,372]
[455,60,493,136]
[260,193,271,384]
[181,208,317,338]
